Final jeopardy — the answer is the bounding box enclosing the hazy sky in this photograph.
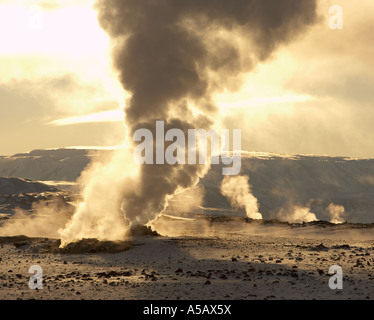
[1,0,373,157]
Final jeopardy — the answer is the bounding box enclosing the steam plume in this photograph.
[0,199,72,238]
[327,203,346,224]
[59,0,318,245]
[277,205,318,223]
[220,175,262,219]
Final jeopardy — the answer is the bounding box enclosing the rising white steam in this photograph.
[327,203,346,224]
[277,205,318,223]
[58,148,138,246]
[0,199,72,238]
[220,175,262,220]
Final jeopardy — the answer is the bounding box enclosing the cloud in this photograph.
[49,109,124,126]
[218,93,317,109]
[0,74,116,120]
[221,0,374,158]
[0,75,124,155]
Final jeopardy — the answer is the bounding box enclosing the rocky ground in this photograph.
[0,217,373,300]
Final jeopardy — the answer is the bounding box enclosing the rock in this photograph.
[14,242,29,249]
[129,225,160,237]
[311,244,329,251]
[96,270,132,278]
[57,239,133,254]
[332,244,351,250]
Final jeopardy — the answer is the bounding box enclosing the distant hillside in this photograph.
[1,149,374,223]
[0,177,60,195]
[0,177,74,216]
[201,153,374,223]
[0,149,99,182]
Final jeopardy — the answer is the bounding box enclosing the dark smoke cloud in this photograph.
[94,0,318,227]
[96,0,318,123]
[120,118,209,225]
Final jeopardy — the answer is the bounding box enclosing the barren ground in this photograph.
[0,217,373,300]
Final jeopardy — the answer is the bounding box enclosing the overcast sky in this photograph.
[1,0,373,157]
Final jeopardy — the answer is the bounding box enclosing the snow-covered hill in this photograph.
[0,177,60,195]
[0,149,93,182]
[202,152,374,223]
[0,177,69,217]
[1,149,374,223]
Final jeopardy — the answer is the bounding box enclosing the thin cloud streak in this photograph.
[49,109,124,126]
[218,94,318,110]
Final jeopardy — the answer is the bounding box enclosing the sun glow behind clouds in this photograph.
[0,0,130,155]
[218,94,317,110]
[0,1,109,58]
[0,0,121,95]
